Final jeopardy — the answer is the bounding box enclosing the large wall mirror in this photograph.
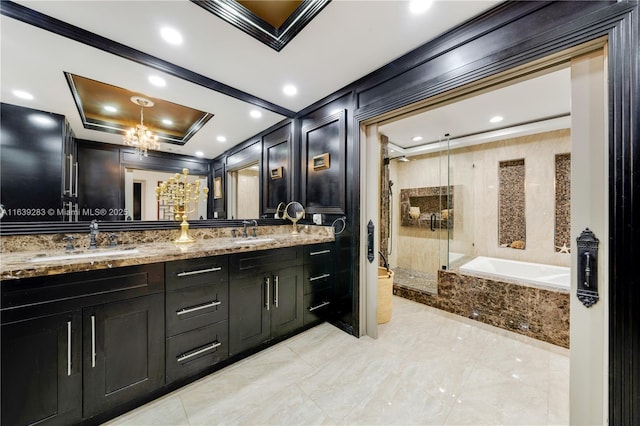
[0,6,287,232]
[227,162,260,220]
[124,168,208,221]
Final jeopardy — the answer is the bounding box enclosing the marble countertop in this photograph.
[1,232,334,280]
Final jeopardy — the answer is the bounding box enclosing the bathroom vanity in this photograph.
[0,228,335,425]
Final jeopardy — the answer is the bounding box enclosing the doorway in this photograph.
[360,46,608,424]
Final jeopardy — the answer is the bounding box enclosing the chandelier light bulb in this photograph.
[123,96,160,157]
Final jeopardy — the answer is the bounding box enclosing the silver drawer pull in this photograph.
[308,301,331,312]
[67,321,72,376]
[177,341,221,363]
[309,273,331,282]
[176,300,221,316]
[310,249,330,256]
[177,266,222,277]
[91,315,96,368]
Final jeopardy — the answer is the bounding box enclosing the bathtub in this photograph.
[459,256,570,291]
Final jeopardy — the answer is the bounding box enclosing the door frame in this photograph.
[354,35,621,423]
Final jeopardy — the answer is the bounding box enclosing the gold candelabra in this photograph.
[156,168,209,244]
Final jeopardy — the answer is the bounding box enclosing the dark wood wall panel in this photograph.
[301,110,346,214]
[77,144,121,221]
[262,123,291,214]
[0,103,66,221]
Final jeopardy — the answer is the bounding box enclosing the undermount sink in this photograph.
[233,238,275,244]
[29,248,140,263]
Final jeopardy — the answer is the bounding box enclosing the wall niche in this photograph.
[498,158,526,249]
[400,186,454,231]
[554,153,571,253]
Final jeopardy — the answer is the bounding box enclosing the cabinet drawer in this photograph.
[304,289,332,325]
[166,282,228,337]
[303,264,333,294]
[304,243,334,264]
[166,321,228,384]
[230,247,302,278]
[1,264,164,323]
[166,256,228,291]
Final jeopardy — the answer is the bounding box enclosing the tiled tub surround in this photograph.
[0,225,334,280]
[394,268,570,348]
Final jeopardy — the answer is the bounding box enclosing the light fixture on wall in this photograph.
[123,96,159,157]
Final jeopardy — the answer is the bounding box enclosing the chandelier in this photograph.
[123,96,159,157]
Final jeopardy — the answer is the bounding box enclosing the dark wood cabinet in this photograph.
[303,243,335,325]
[229,247,304,356]
[0,102,75,222]
[229,265,303,355]
[165,256,229,384]
[1,245,332,424]
[82,294,165,419]
[1,263,165,425]
[1,311,82,426]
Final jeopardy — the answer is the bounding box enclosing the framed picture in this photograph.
[213,177,223,199]
[270,166,283,179]
[312,153,330,170]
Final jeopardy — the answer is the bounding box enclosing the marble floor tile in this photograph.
[105,296,569,426]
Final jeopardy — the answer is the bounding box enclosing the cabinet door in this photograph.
[83,294,164,419]
[271,266,304,339]
[1,311,82,426]
[229,274,271,356]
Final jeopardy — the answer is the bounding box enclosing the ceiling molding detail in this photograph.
[190,0,331,52]
[0,0,296,117]
[64,73,214,146]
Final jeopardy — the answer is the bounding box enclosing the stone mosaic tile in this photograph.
[555,153,571,252]
[498,159,526,247]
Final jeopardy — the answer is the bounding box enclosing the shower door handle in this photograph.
[430,213,436,232]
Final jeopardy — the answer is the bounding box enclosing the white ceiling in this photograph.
[379,67,571,157]
[1,0,501,159]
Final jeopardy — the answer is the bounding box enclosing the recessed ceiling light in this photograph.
[217,136,227,143]
[13,90,34,100]
[148,75,166,87]
[283,84,297,96]
[409,0,433,14]
[162,119,173,126]
[195,151,204,157]
[490,115,504,123]
[412,136,423,142]
[103,105,117,113]
[250,110,262,119]
[160,27,183,45]
[390,149,395,153]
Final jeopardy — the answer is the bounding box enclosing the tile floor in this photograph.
[105,296,569,425]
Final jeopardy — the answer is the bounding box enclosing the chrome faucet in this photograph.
[242,220,258,238]
[89,219,99,249]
